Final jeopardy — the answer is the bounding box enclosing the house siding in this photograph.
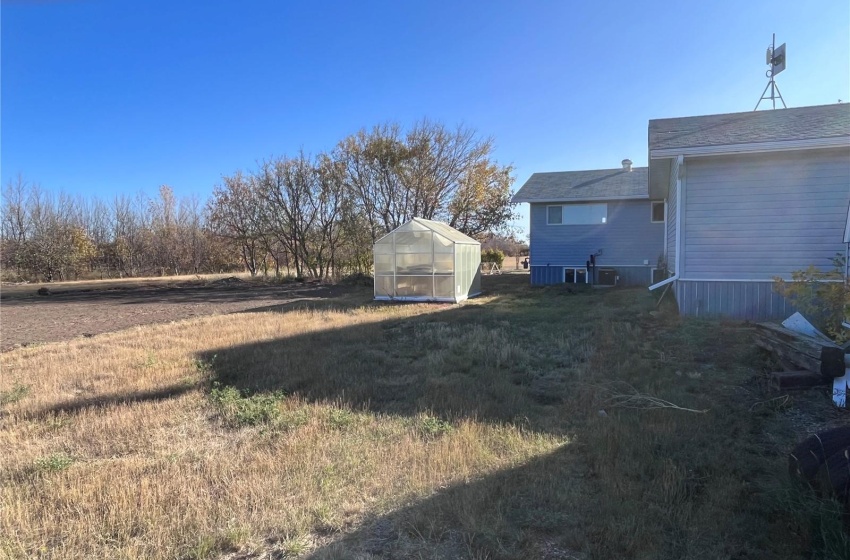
[666,157,679,273]
[530,265,654,286]
[681,148,850,281]
[674,280,795,320]
[528,199,664,286]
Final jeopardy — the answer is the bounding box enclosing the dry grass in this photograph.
[1,276,846,559]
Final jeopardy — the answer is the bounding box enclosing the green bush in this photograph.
[35,453,74,472]
[481,249,505,267]
[0,383,30,406]
[208,383,283,427]
[416,414,453,439]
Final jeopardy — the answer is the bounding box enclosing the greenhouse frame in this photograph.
[374,218,481,303]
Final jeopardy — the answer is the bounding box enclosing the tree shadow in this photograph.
[0,282,355,308]
[12,383,195,421]
[303,444,592,560]
[197,293,579,437]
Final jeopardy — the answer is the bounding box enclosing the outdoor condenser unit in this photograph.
[597,268,617,286]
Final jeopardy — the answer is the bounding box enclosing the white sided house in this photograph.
[373,218,481,303]
[649,103,850,319]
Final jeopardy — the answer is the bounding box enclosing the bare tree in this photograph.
[336,120,515,240]
[1,175,33,279]
[207,172,266,276]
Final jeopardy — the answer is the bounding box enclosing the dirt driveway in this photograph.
[0,278,363,352]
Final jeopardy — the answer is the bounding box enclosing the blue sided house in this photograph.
[648,103,850,320]
[512,159,665,287]
[515,103,850,320]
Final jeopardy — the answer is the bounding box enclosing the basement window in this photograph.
[564,267,588,284]
[651,201,665,223]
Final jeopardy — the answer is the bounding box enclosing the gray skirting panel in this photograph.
[674,280,795,321]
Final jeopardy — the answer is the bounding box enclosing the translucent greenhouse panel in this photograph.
[396,253,433,275]
[454,245,480,298]
[435,276,454,298]
[398,220,430,232]
[455,249,465,297]
[433,233,454,253]
[434,253,454,274]
[374,239,394,254]
[374,275,394,298]
[374,253,394,276]
[470,247,482,295]
[394,231,433,253]
[395,275,434,298]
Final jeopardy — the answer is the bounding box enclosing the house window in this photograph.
[564,267,588,284]
[651,201,665,223]
[547,203,607,225]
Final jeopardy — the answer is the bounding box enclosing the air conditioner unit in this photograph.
[598,268,617,286]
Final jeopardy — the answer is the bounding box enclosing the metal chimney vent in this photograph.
[621,159,633,172]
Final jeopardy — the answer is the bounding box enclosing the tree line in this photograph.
[1,121,516,282]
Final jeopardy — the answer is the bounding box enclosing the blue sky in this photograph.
[2,0,848,236]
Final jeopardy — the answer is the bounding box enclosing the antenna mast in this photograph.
[755,33,787,110]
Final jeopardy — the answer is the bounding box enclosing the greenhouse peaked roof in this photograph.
[377,218,480,245]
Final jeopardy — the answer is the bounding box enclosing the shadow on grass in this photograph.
[197,294,582,437]
[14,383,195,421]
[193,276,842,559]
[304,444,590,560]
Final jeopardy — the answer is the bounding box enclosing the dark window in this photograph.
[564,268,575,283]
[651,201,665,223]
[576,269,587,284]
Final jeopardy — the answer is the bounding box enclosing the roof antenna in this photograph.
[755,33,787,110]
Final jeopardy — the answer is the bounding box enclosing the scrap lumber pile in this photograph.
[753,322,845,390]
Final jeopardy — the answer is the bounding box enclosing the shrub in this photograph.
[0,382,30,406]
[416,414,453,439]
[774,254,849,342]
[35,453,74,472]
[327,408,354,430]
[481,248,505,267]
[208,383,283,427]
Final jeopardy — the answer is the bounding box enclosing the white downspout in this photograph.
[843,241,849,330]
[649,155,684,291]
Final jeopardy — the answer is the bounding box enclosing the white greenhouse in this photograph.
[374,218,481,302]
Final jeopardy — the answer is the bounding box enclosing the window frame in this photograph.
[564,267,589,284]
[651,201,665,223]
[546,203,608,226]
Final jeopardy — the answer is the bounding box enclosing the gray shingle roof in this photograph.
[649,103,850,151]
[511,167,648,203]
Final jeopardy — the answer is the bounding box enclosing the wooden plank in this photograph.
[754,336,823,375]
[754,323,844,379]
[769,370,825,390]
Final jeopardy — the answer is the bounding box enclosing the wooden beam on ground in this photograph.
[769,370,825,390]
[754,322,845,379]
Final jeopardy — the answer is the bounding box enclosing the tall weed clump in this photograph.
[774,254,849,342]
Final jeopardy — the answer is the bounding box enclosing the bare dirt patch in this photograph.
[0,279,362,352]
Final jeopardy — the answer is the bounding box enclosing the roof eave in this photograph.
[650,136,850,159]
[511,194,650,204]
